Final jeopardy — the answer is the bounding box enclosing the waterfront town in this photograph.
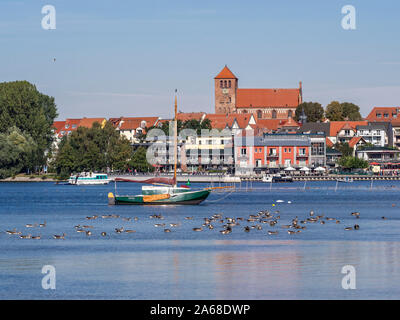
[51,66,400,177]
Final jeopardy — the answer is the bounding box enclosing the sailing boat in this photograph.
[108,91,212,205]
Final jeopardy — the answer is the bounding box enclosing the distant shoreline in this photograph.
[1,174,400,183]
[0,176,60,182]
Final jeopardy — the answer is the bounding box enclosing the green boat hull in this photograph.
[113,189,211,205]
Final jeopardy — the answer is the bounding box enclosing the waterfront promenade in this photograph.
[2,173,400,183]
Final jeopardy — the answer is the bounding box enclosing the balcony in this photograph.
[297,154,309,158]
[267,153,279,158]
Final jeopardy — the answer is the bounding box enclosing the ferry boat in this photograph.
[69,172,110,185]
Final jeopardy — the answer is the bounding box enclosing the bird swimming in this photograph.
[53,233,66,239]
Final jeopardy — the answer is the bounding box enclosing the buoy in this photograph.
[108,192,115,205]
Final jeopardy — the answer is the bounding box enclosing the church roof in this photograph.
[236,88,300,109]
[214,65,237,79]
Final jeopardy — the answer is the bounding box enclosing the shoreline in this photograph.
[1,174,400,183]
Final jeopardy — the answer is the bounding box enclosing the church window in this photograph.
[220,80,223,88]
[224,80,227,88]
[228,80,231,88]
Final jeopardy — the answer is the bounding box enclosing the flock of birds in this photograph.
[1,205,385,240]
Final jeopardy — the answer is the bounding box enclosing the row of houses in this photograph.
[52,107,400,173]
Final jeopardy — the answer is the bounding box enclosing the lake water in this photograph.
[0,181,400,299]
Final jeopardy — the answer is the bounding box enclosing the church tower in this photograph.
[214,65,237,114]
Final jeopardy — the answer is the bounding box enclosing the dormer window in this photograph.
[65,124,69,129]
[377,113,382,118]
[72,124,77,129]
[384,113,389,118]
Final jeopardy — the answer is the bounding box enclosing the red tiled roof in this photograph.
[236,88,300,109]
[326,138,334,147]
[176,112,205,122]
[329,121,368,137]
[348,137,363,148]
[119,117,159,131]
[52,121,65,132]
[109,117,122,128]
[281,117,300,127]
[203,113,253,130]
[79,118,106,128]
[255,119,283,131]
[366,107,400,122]
[214,65,237,79]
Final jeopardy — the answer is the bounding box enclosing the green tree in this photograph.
[0,127,36,178]
[54,121,132,175]
[325,101,362,121]
[341,102,362,120]
[325,101,343,121]
[0,81,58,171]
[338,156,368,169]
[334,142,353,157]
[128,146,154,172]
[294,102,324,122]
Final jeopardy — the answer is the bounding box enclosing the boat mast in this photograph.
[173,90,178,187]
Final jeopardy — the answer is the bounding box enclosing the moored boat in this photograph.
[69,172,110,185]
[107,91,213,205]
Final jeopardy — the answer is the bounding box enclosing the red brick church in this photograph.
[214,65,302,119]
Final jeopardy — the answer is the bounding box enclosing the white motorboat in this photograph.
[68,172,110,185]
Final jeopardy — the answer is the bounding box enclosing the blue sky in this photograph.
[1,0,399,120]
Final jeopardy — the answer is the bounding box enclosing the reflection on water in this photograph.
[1,240,400,299]
[1,182,400,299]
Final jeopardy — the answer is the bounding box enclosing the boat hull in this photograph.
[112,189,211,205]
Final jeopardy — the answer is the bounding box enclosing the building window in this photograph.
[377,113,382,118]
[220,80,223,88]
[299,148,306,156]
[224,80,227,88]
[257,110,262,119]
[272,110,277,119]
[228,80,231,88]
[269,148,277,156]
[241,148,247,155]
[288,110,293,118]
[384,113,389,118]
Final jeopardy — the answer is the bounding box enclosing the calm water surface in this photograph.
[0,181,399,299]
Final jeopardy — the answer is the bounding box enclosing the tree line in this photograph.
[0,81,57,178]
[294,101,363,123]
